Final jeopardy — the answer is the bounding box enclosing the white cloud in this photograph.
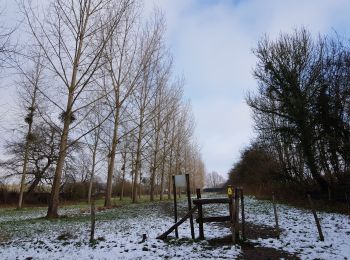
[2,0,350,177]
[145,0,350,177]
[193,98,254,176]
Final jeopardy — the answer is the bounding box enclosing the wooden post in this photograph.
[90,199,96,242]
[172,175,179,238]
[185,174,195,239]
[234,188,240,242]
[196,188,204,240]
[272,193,280,239]
[345,192,350,217]
[229,196,235,243]
[227,185,235,243]
[141,234,147,243]
[307,194,324,241]
[240,188,245,240]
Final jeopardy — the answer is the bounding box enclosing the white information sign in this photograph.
[174,175,187,187]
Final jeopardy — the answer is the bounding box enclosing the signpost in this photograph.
[227,185,235,242]
[174,175,186,187]
[173,173,195,239]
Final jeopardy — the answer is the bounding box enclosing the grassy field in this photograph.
[0,194,349,259]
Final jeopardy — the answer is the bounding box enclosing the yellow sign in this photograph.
[227,185,233,197]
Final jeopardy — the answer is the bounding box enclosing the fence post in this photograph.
[234,188,240,242]
[307,194,324,241]
[240,188,245,240]
[227,185,235,243]
[229,196,235,243]
[172,175,179,238]
[185,174,195,239]
[90,199,96,243]
[196,188,204,240]
[345,192,350,217]
[272,193,280,239]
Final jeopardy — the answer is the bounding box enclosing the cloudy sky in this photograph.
[1,0,350,178]
[144,0,350,178]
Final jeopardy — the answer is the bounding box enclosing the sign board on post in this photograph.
[227,185,233,198]
[174,175,187,187]
[172,174,195,240]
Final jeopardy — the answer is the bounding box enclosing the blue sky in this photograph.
[1,0,350,179]
[145,0,350,178]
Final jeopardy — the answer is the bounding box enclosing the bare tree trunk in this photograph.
[105,109,120,207]
[167,152,173,200]
[138,171,142,199]
[120,150,127,201]
[132,118,143,203]
[130,150,135,199]
[88,140,98,204]
[120,167,125,201]
[18,61,41,209]
[47,94,73,218]
[18,130,32,209]
[159,147,166,201]
[150,132,160,201]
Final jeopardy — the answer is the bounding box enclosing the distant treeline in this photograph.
[228,28,350,201]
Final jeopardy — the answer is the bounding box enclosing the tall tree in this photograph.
[23,0,132,217]
[130,13,166,203]
[16,55,44,208]
[248,28,350,194]
[102,2,144,206]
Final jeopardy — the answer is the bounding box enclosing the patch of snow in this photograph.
[0,200,241,259]
[1,196,349,259]
[237,197,350,260]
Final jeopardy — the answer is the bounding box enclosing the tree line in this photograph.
[229,28,350,201]
[0,0,205,218]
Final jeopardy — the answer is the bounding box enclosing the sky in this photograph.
[1,0,350,179]
[144,0,350,178]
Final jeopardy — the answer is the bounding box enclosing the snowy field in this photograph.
[244,197,350,259]
[0,196,349,259]
[0,200,240,260]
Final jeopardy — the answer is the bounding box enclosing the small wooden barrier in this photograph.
[157,187,245,244]
[193,195,233,240]
[156,205,198,240]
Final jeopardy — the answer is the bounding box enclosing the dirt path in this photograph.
[208,222,299,259]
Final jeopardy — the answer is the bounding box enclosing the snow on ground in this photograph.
[0,196,350,259]
[0,200,240,259]
[243,197,350,260]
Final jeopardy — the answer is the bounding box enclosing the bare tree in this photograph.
[83,100,106,204]
[206,171,225,188]
[0,124,61,192]
[130,13,166,203]
[0,6,15,72]
[22,0,133,217]
[102,2,145,206]
[16,54,44,208]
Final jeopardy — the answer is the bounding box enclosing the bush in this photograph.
[61,182,89,201]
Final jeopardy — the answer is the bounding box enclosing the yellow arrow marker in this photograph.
[227,185,233,198]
